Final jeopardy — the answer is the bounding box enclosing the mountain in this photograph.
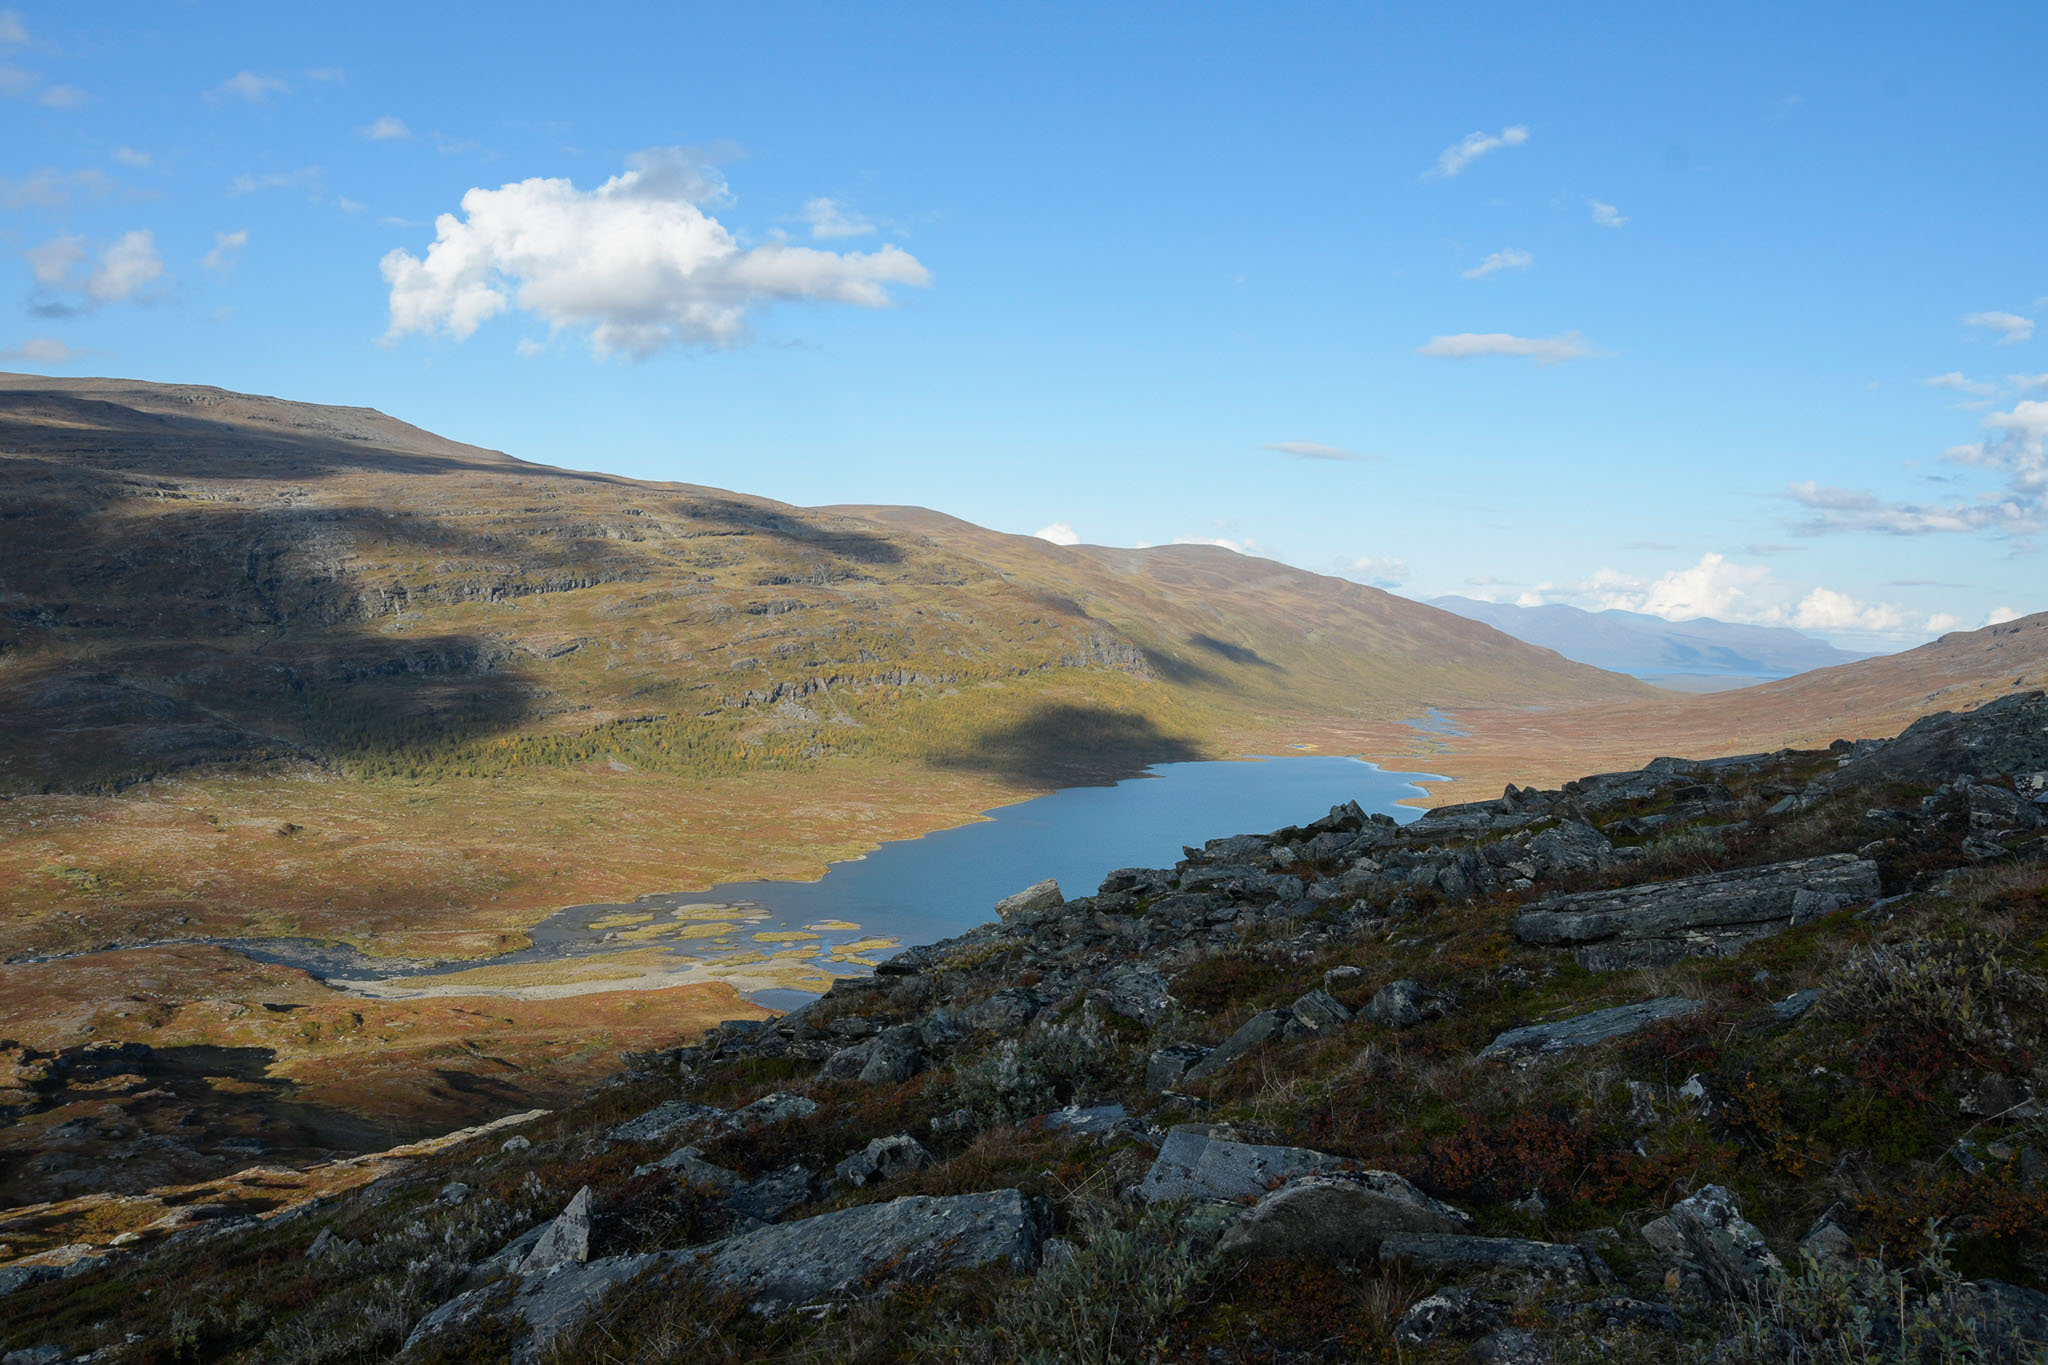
[1427,595,1871,680]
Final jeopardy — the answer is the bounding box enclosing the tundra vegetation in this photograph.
[4,693,2046,1362]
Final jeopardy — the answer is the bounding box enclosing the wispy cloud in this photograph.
[799,197,875,239]
[357,115,410,141]
[1264,441,1361,462]
[202,229,248,272]
[212,71,288,102]
[1032,522,1079,546]
[24,229,164,311]
[1461,248,1532,281]
[1428,125,1528,178]
[0,336,88,366]
[0,167,113,211]
[1924,371,1996,396]
[1588,198,1627,228]
[1418,331,1592,364]
[1344,555,1408,587]
[1787,396,2047,538]
[39,83,85,108]
[0,11,26,45]
[1965,310,2034,344]
[111,146,151,169]
[230,165,324,196]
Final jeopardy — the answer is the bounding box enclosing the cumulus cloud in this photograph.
[1986,606,2022,626]
[1496,552,1936,640]
[0,336,86,365]
[1418,331,1591,364]
[1264,441,1360,461]
[1965,310,2034,344]
[1429,125,1529,178]
[214,71,288,102]
[1345,555,1408,587]
[1924,612,1963,633]
[1461,248,1532,280]
[1172,535,1263,555]
[358,115,410,140]
[380,148,931,358]
[1588,199,1628,228]
[1032,522,1079,546]
[1925,371,1995,396]
[203,229,248,272]
[1788,397,2047,538]
[24,229,162,310]
[799,197,874,239]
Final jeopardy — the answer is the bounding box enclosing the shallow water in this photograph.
[234,754,1441,999]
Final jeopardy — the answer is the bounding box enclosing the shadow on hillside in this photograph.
[1189,633,1281,670]
[683,494,905,566]
[925,703,1204,789]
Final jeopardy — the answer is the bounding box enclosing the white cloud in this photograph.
[1418,331,1592,364]
[799,197,875,239]
[230,165,324,196]
[1032,522,1079,546]
[203,229,248,272]
[380,148,932,358]
[39,83,85,109]
[1965,310,2034,344]
[1924,371,1995,396]
[1346,555,1408,587]
[1923,612,1963,632]
[1429,125,1529,178]
[1264,441,1360,461]
[0,336,86,365]
[0,167,112,211]
[24,228,162,308]
[1508,552,1933,640]
[1788,397,2048,538]
[2011,373,2048,392]
[358,115,410,141]
[1986,606,2021,626]
[1171,535,1276,558]
[214,71,289,102]
[111,146,150,169]
[1461,248,1532,280]
[1588,199,1628,228]
[516,337,543,358]
[0,11,25,45]
[337,196,366,214]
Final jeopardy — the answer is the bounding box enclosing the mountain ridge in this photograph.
[1427,593,1872,679]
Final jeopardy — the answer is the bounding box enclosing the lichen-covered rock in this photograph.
[608,1100,734,1145]
[1478,997,1701,1059]
[1183,1008,1293,1082]
[1378,1232,1610,1284]
[1135,1128,1345,1204]
[1829,691,2048,790]
[1216,1171,1468,1260]
[1394,1285,1502,1347]
[834,1133,932,1187]
[1144,1042,1210,1092]
[1513,855,1879,969]
[993,878,1063,918]
[1363,978,1458,1028]
[517,1186,593,1276]
[1666,1185,1783,1300]
[1287,988,1351,1034]
[725,1166,819,1223]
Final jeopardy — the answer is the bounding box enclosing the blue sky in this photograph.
[4,3,2043,651]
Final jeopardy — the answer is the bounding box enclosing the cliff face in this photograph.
[5,694,2045,1361]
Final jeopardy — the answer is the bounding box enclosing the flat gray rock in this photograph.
[993,878,1063,918]
[1479,997,1701,1059]
[1216,1170,1468,1260]
[517,1186,593,1276]
[1184,1008,1293,1082]
[1135,1127,1346,1203]
[405,1252,661,1364]
[1513,854,1878,969]
[609,1100,735,1145]
[683,1188,1045,1311]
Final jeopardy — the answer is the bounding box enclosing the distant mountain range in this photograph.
[1427,596,1874,681]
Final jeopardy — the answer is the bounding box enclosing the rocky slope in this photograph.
[4,692,2045,1362]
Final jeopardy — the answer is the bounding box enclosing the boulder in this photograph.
[1088,964,1174,1027]
[1183,1009,1294,1082]
[609,1100,735,1145]
[1394,1285,1502,1348]
[856,1025,928,1085]
[1144,1042,1211,1092]
[1478,997,1701,1060]
[517,1186,594,1276]
[834,1133,933,1187]
[1512,854,1879,969]
[1666,1185,1783,1300]
[1829,691,2048,790]
[1135,1127,1345,1204]
[1216,1171,1468,1260]
[733,1092,818,1127]
[1378,1232,1611,1284]
[1527,820,1614,874]
[994,878,1064,918]
[1287,989,1352,1034]
[1956,1280,2048,1360]
[633,1146,741,1191]
[1363,978,1458,1028]
[683,1188,1046,1312]
[960,988,1045,1038]
[404,1253,662,1364]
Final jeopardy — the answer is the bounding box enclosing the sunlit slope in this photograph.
[0,373,1649,796]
